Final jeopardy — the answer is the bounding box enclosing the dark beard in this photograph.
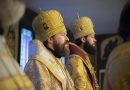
[84,41,97,55]
[53,41,70,57]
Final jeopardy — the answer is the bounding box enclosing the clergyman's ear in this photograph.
[80,37,86,43]
[47,37,53,44]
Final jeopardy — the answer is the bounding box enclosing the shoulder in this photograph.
[68,55,85,69]
[108,42,130,64]
[106,42,130,76]
[69,55,83,63]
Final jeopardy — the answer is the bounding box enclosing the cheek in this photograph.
[87,39,94,45]
[54,38,65,45]
[60,37,66,43]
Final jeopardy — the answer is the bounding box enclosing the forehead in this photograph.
[55,31,67,35]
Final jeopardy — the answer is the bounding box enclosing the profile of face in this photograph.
[52,32,70,57]
[83,34,97,55]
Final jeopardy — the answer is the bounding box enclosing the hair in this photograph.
[43,35,55,48]
[118,1,130,41]
[75,36,88,46]
[43,40,48,47]
[75,38,82,46]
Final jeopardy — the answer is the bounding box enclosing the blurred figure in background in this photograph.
[24,10,75,90]
[0,0,34,90]
[6,25,16,57]
[66,17,99,90]
[103,1,130,90]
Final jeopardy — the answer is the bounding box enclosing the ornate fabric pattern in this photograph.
[72,17,95,40]
[25,40,75,90]
[0,36,34,90]
[32,10,67,42]
[66,42,99,90]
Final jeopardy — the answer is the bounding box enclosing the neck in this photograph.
[46,46,61,58]
[79,43,84,49]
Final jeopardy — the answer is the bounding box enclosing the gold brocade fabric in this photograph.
[103,41,130,90]
[32,10,67,43]
[0,36,34,90]
[24,40,75,90]
[66,43,99,90]
[72,17,95,40]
